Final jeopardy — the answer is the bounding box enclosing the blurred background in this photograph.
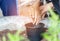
[0,8,3,17]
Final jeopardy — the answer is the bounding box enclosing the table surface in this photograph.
[0,16,33,31]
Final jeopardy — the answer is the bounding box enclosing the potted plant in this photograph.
[25,22,47,41]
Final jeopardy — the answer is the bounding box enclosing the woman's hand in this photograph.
[35,2,53,25]
[40,2,53,14]
[20,0,41,25]
[19,0,53,25]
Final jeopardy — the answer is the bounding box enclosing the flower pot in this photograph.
[25,23,46,41]
[0,16,32,41]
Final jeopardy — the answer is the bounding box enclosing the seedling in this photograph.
[43,7,60,41]
[2,30,29,41]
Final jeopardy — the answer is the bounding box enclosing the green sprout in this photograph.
[2,36,6,41]
[43,7,60,41]
[2,30,28,41]
[7,30,25,41]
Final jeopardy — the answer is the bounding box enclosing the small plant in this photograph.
[43,7,60,41]
[2,30,28,41]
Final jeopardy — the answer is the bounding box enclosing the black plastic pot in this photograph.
[25,23,46,41]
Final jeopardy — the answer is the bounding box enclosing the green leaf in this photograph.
[42,7,60,41]
[7,33,15,41]
[2,36,6,41]
[7,30,26,41]
[48,7,59,21]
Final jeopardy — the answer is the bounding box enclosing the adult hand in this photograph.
[40,2,53,19]
[20,0,41,25]
[19,0,53,25]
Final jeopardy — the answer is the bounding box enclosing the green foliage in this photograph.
[2,30,27,41]
[2,36,6,41]
[43,8,60,41]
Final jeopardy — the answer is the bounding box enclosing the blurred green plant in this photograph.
[43,7,60,41]
[2,30,28,41]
